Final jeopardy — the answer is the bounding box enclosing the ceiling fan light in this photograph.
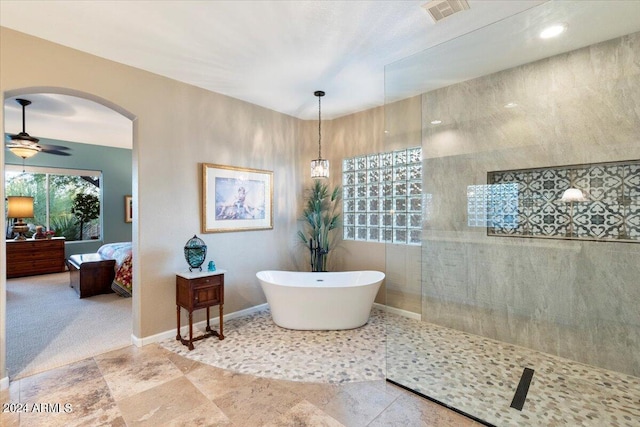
[6,98,42,161]
[9,145,40,159]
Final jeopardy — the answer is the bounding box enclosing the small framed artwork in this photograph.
[124,195,133,223]
[202,163,273,233]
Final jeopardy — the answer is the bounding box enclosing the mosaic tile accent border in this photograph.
[483,160,640,242]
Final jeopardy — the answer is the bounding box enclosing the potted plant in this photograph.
[297,180,342,272]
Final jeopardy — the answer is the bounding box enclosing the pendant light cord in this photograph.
[317,93,322,159]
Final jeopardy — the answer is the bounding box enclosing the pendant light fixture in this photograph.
[7,98,42,160]
[310,90,329,179]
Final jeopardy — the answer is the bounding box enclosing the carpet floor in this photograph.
[6,271,132,380]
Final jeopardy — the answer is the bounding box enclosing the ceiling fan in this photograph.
[5,98,71,159]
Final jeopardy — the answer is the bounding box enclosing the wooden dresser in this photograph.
[6,237,66,278]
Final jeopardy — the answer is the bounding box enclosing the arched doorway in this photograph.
[2,88,137,382]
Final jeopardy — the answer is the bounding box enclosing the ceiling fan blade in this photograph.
[40,148,72,156]
[39,144,71,151]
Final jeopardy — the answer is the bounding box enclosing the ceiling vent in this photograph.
[422,0,470,23]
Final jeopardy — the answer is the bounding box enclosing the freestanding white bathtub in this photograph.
[256,270,385,330]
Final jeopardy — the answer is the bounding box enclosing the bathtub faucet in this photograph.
[309,238,328,272]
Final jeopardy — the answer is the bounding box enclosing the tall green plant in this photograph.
[297,180,342,272]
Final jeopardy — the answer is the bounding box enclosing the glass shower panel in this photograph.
[384,1,640,425]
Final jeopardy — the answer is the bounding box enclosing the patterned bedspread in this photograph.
[97,242,132,297]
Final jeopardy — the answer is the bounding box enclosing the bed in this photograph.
[97,242,133,297]
[68,241,133,298]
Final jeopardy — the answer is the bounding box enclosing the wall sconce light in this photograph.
[310,90,329,179]
[7,196,35,240]
[561,171,587,238]
[560,188,587,202]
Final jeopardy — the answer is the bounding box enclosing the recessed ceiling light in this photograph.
[540,24,566,39]
[430,120,442,125]
[504,102,518,108]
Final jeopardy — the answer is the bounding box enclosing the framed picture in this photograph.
[124,195,133,223]
[201,163,273,233]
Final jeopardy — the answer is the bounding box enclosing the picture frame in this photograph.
[201,163,273,233]
[124,195,133,223]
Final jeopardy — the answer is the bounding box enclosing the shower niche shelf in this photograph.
[481,160,639,243]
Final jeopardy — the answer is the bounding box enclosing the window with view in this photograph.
[342,147,422,245]
[5,165,102,241]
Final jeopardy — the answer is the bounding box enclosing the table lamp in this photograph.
[7,196,34,240]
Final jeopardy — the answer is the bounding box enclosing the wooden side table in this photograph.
[176,269,225,350]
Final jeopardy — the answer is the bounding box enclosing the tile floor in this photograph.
[0,344,478,427]
[159,307,386,384]
[5,306,637,426]
[159,306,640,426]
[386,314,640,427]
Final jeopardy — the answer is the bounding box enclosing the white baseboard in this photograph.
[132,303,269,347]
[131,333,144,348]
[0,375,9,391]
[373,302,421,321]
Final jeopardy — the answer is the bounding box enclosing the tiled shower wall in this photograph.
[421,32,640,376]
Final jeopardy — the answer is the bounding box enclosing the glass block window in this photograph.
[343,147,422,245]
[467,183,519,228]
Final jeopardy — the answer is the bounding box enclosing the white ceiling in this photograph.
[1,0,546,148]
[4,94,133,149]
[2,1,640,149]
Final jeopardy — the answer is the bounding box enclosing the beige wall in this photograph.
[0,27,399,382]
[0,27,304,378]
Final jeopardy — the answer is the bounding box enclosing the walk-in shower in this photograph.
[384,2,640,425]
